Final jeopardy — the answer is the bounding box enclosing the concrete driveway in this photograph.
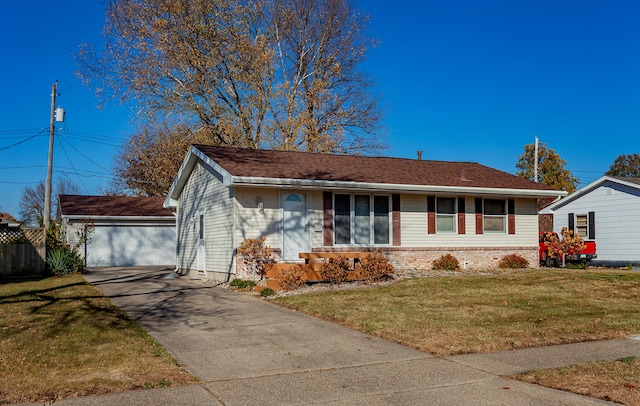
[82,266,613,405]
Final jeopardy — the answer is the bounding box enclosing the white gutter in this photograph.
[229,176,567,198]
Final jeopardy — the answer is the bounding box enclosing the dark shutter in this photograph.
[475,198,483,234]
[507,199,515,235]
[457,197,466,235]
[568,213,574,233]
[427,196,436,234]
[392,194,401,246]
[323,192,333,246]
[588,211,596,240]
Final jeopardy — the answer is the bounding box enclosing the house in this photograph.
[165,146,565,281]
[58,195,176,267]
[540,176,640,267]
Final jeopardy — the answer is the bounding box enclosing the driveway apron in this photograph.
[83,267,613,405]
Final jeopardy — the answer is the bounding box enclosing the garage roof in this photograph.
[59,195,174,218]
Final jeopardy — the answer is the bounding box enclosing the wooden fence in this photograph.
[0,228,46,277]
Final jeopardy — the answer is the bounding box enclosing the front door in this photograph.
[282,192,310,261]
[197,213,205,276]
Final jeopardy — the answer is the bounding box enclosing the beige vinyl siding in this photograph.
[401,196,539,247]
[234,187,281,249]
[400,194,429,245]
[177,161,234,276]
[309,190,325,248]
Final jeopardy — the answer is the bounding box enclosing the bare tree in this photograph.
[19,180,80,225]
[77,0,383,154]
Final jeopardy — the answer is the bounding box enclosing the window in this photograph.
[484,199,506,232]
[334,194,390,245]
[436,197,456,233]
[575,214,588,237]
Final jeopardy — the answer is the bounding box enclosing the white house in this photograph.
[58,195,176,267]
[164,145,566,282]
[540,176,640,267]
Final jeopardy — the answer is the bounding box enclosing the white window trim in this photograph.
[334,193,391,246]
[436,197,457,234]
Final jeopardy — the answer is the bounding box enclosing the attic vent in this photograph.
[417,150,423,160]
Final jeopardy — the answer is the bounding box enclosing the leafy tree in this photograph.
[605,153,640,178]
[108,123,211,196]
[516,142,579,194]
[77,0,383,154]
[19,179,80,225]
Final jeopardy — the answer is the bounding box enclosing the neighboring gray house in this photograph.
[58,195,176,267]
[164,145,565,282]
[540,176,640,267]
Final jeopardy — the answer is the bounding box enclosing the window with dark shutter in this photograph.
[458,197,466,235]
[475,198,483,234]
[427,196,436,234]
[323,192,333,246]
[588,211,596,239]
[507,199,515,234]
[568,213,574,233]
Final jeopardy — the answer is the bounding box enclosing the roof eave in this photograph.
[542,175,640,212]
[165,146,234,207]
[61,215,175,222]
[230,176,566,198]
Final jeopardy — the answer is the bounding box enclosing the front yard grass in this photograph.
[274,269,640,356]
[0,275,197,405]
[274,268,640,404]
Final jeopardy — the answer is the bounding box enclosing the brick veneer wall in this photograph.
[234,246,539,279]
[311,246,539,271]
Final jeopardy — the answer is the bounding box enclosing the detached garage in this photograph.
[58,195,176,267]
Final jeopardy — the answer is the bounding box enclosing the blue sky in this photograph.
[1,1,638,219]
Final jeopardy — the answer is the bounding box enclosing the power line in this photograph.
[0,130,47,151]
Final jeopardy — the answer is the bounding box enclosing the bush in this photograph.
[432,253,460,271]
[359,251,395,283]
[320,256,350,284]
[260,287,275,297]
[47,246,83,276]
[229,279,257,289]
[237,236,275,279]
[498,254,529,269]
[278,264,307,291]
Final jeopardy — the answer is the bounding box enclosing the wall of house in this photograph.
[550,181,640,265]
[177,160,234,281]
[305,193,540,270]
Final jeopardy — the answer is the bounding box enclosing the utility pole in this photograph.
[44,81,57,230]
[534,135,539,183]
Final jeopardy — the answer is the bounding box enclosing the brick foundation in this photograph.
[310,246,539,272]
[234,246,539,279]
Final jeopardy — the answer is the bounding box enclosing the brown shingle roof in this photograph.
[59,195,174,217]
[194,145,558,191]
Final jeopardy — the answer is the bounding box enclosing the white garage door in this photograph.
[85,225,176,267]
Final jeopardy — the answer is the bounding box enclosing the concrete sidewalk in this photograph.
[21,266,639,405]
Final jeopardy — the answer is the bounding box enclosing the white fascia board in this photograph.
[546,175,640,212]
[229,176,567,198]
[541,175,628,212]
[164,146,234,207]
